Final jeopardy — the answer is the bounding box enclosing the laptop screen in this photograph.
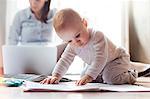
[2,45,57,75]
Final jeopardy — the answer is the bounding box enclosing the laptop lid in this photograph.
[2,45,57,75]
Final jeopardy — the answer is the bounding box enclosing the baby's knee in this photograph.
[103,70,138,85]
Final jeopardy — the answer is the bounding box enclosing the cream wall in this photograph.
[1,0,149,67]
[129,0,150,63]
[0,0,6,67]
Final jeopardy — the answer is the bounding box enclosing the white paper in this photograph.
[22,81,150,92]
[22,81,101,92]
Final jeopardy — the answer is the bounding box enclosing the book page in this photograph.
[22,81,150,92]
[22,81,101,92]
[100,84,150,92]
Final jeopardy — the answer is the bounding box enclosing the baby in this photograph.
[41,8,137,85]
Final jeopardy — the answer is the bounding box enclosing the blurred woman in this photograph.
[8,0,56,45]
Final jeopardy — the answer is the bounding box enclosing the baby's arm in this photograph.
[85,31,108,80]
[41,45,76,84]
[52,45,76,76]
[76,74,93,86]
[75,31,108,86]
[40,73,61,84]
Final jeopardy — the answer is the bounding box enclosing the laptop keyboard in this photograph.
[4,74,47,82]
[4,74,72,82]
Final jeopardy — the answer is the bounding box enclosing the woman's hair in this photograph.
[40,0,51,23]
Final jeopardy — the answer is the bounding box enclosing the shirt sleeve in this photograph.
[51,8,57,17]
[85,31,108,80]
[7,11,22,45]
[52,45,76,77]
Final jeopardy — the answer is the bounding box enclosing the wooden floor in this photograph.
[0,68,150,99]
[0,86,150,99]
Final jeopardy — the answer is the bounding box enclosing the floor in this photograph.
[0,86,150,99]
[1,68,150,99]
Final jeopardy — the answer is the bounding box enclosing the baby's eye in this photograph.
[75,34,80,38]
[68,40,72,43]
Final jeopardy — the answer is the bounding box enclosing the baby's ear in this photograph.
[82,18,88,27]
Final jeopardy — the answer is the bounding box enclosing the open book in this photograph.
[22,81,150,92]
[135,77,150,87]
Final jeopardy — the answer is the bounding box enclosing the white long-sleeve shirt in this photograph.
[52,28,127,80]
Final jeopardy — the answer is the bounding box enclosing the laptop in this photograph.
[2,45,57,76]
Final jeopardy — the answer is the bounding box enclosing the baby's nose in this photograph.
[72,39,79,45]
[74,39,80,43]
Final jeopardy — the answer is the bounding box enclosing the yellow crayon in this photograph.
[0,77,4,84]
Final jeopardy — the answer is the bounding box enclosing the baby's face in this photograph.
[58,22,90,47]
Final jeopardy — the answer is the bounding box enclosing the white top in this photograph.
[52,28,126,80]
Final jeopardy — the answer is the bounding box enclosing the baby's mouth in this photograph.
[79,43,86,47]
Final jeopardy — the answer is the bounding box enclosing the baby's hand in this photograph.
[76,75,93,86]
[40,74,61,84]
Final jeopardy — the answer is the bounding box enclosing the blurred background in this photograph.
[0,0,150,74]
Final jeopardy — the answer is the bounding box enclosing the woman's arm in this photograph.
[7,11,22,45]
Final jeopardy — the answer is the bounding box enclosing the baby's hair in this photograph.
[53,8,82,33]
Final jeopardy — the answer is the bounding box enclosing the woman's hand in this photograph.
[40,74,61,84]
[75,75,93,86]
